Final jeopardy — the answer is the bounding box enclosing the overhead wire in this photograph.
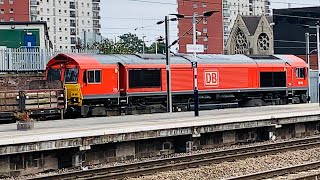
[7,0,320,45]
[124,0,320,7]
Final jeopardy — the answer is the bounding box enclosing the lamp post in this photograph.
[305,33,317,103]
[304,22,320,105]
[157,17,178,113]
[142,35,146,54]
[155,36,164,54]
[306,32,311,103]
[165,16,173,113]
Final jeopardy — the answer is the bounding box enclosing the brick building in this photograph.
[177,0,223,54]
[0,0,30,22]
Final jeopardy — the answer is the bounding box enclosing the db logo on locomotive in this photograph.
[204,70,219,87]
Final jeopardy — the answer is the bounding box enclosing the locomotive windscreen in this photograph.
[260,72,286,87]
[47,68,61,81]
[129,69,161,88]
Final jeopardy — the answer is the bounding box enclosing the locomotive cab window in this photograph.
[129,69,161,88]
[65,68,79,83]
[296,68,305,78]
[87,70,101,83]
[47,68,61,81]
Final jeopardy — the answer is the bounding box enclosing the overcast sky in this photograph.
[100,0,320,46]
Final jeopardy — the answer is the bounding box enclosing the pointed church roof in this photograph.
[266,16,273,23]
[241,16,261,35]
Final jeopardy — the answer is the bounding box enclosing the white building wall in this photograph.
[223,0,270,46]
[30,0,100,50]
[54,0,72,50]
[77,0,94,46]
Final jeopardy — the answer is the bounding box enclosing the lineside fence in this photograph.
[309,70,319,103]
[0,48,98,72]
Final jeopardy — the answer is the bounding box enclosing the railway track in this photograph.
[227,161,320,180]
[30,136,320,180]
[293,172,320,180]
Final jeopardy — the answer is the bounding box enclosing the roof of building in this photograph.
[241,16,261,35]
[266,16,273,23]
[273,6,320,12]
[0,21,48,26]
[240,15,273,35]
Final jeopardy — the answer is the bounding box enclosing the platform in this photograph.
[0,103,319,155]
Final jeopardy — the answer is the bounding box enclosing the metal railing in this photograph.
[309,70,319,103]
[0,48,98,72]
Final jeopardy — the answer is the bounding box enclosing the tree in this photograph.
[93,33,146,54]
[118,33,145,54]
[147,41,166,54]
[92,39,116,54]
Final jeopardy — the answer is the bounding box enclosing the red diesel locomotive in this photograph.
[46,53,308,117]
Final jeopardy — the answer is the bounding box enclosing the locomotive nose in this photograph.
[64,84,83,107]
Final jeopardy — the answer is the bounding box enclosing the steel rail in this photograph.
[29,136,320,180]
[291,172,320,180]
[227,161,320,180]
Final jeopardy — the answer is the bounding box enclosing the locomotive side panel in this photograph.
[81,66,119,99]
[168,68,193,92]
[197,65,255,91]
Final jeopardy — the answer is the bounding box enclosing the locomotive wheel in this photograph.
[300,94,308,103]
[292,97,301,104]
[244,99,263,107]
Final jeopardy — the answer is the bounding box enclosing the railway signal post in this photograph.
[159,11,218,115]
[183,11,219,116]
[192,14,199,117]
[185,28,203,116]
[317,23,320,106]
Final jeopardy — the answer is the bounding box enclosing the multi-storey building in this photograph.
[223,0,271,45]
[0,0,30,22]
[0,0,101,50]
[30,0,101,50]
[177,0,223,54]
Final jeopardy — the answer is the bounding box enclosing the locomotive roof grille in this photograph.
[247,55,280,60]
[134,53,166,59]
